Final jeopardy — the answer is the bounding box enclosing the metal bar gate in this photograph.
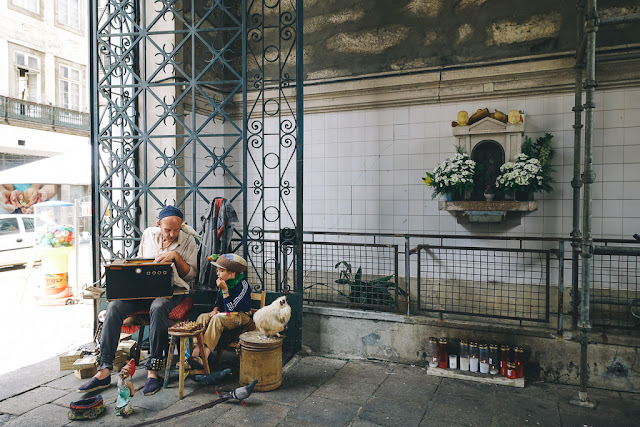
[89,0,304,349]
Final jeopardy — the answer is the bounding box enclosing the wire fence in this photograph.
[227,232,640,332]
[301,242,400,311]
[590,246,640,330]
[417,245,550,322]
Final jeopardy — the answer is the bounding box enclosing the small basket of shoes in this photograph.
[68,395,105,420]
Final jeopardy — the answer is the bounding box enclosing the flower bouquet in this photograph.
[494,153,552,198]
[495,133,554,199]
[423,152,476,200]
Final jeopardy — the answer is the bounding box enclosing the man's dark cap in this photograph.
[158,205,184,220]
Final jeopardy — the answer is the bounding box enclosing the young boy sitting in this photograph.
[188,253,252,368]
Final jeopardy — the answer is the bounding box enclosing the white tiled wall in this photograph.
[302,87,640,240]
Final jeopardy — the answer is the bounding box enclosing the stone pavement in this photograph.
[0,351,638,427]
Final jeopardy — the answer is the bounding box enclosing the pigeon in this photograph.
[217,379,258,406]
[191,368,232,386]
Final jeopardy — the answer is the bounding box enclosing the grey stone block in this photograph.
[0,386,67,416]
[0,358,67,402]
[281,356,345,386]
[216,401,290,426]
[2,404,69,427]
[250,382,317,406]
[373,364,439,405]
[360,397,425,427]
[285,395,359,426]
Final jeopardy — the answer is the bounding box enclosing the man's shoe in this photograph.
[143,377,163,396]
[82,286,105,300]
[186,356,203,370]
[77,376,111,393]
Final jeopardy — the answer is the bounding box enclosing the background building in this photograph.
[0,0,90,213]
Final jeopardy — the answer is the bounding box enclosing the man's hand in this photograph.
[155,250,178,263]
[208,307,219,318]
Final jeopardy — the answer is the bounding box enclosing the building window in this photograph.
[57,0,80,29]
[15,52,40,103]
[59,65,81,110]
[12,0,39,14]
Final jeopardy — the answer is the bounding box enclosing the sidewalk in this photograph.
[0,350,638,427]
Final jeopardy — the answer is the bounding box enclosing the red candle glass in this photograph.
[438,338,448,369]
[514,346,524,378]
[507,362,516,379]
[500,345,510,376]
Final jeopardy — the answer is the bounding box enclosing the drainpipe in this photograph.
[574,0,598,408]
[571,0,585,331]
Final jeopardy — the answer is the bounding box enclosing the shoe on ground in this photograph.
[143,377,163,395]
[82,286,105,299]
[77,376,111,393]
[68,395,105,420]
[186,356,203,370]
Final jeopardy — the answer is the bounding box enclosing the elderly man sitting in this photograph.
[78,206,198,396]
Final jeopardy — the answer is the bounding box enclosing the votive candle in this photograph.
[459,356,470,371]
[470,356,479,372]
[449,354,457,369]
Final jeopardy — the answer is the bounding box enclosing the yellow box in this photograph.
[117,340,137,358]
[74,366,97,379]
[72,356,97,370]
[59,350,83,370]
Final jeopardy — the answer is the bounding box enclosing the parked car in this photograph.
[0,214,41,268]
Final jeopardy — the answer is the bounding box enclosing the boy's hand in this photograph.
[208,307,219,318]
[216,278,228,293]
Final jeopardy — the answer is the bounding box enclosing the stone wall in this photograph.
[302,0,640,80]
[303,306,640,392]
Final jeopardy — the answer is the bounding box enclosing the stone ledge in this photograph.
[438,200,538,212]
[427,367,525,388]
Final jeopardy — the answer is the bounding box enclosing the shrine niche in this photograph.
[452,116,525,163]
[438,112,536,223]
[471,140,504,200]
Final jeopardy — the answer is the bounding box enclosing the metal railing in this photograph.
[302,241,400,312]
[590,239,640,330]
[0,95,90,132]
[231,231,640,332]
[417,244,551,323]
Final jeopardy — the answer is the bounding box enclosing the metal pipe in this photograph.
[405,236,411,317]
[593,245,640,256]
[296,0,304,295]
[578,0,599,403]
[557,241,565,336]
[88,0,102,334]
[599,13,640,26]
[572,0,585,331]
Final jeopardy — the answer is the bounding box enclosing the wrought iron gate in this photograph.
[89,0,303,348]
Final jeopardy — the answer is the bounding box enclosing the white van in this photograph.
[0,214,40,268]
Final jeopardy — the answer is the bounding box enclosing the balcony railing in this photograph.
[0,95,90,132]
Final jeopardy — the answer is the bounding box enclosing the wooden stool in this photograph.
[164,329,209,399]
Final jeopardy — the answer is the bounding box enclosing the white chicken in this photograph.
[253,296,291,338]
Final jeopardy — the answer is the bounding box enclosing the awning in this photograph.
[0,145,91,185]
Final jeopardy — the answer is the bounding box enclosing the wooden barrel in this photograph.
[239,331,284,392]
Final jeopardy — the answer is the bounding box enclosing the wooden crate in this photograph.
[117,340,137,359]
[59,350,83,371]
[72,356,98,371]
[74,366,97,379]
